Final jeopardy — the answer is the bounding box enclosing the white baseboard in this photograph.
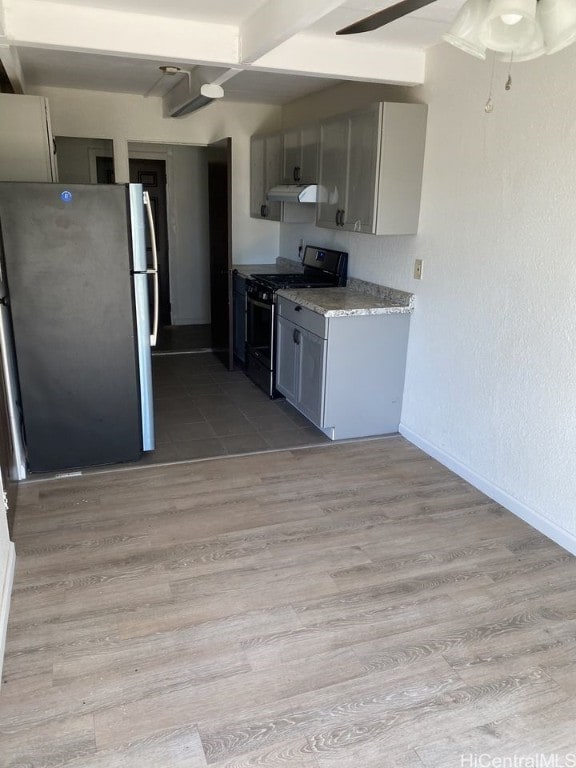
[399,424,576,557]
[0,542,16,686]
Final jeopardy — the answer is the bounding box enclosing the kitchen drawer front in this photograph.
[277,297,327,339]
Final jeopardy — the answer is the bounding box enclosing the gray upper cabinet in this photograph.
[314,117,348,230]
[316,102,427,235]
[347,107,380,232]
[282,125,319,184]
[250,133,283,221]
[0,94,58,182]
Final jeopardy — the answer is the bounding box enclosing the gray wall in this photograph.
[167,145,209,325]
[55,136,113,182]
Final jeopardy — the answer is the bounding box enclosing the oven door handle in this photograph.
[248,297,273,311]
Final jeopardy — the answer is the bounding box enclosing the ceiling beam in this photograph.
[239,0,347,64]
[162,67,242,118]
[0,44,26,92]
[0,1,25,92]
[1,0,426,91]
[253,34,426,86]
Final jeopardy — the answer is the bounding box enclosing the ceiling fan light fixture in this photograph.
[334,0,576,62]
[539,0,576,54]
[443,0,489,59]
[480,0,538,51]
[501,13,523,24]
[496,27,547,59]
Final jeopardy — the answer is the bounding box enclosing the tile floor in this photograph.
[135,351,331,466]
[154,324,211,353]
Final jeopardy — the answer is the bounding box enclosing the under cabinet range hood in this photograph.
[266,184,318,204]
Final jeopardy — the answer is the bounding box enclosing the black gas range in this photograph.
[245,246,348,397]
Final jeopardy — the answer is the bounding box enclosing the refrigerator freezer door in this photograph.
[129,184,155,452]
[0,182,143,472]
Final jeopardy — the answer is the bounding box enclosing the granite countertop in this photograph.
[276,286,414,317]
[232,263,277,278]
[232,258,303,279]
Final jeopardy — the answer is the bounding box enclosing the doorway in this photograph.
[56,137,214,356]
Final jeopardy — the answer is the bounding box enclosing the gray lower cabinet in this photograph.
[232,273,246,363]
[276,314,326,425]
[276,296,411,439]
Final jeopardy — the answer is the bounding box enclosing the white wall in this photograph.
[163,144,210,325]
[30,87,282,265]
[281,49,576,551]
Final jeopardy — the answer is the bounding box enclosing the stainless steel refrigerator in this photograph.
[0,182,157,474]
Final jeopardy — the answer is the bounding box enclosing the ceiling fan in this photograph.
[336,0,436,35]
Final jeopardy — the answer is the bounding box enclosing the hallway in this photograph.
[136,352,330,466]
[153,324,212,354]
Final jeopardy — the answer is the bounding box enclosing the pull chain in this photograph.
[505,52,513,91]
[485,51,496,113]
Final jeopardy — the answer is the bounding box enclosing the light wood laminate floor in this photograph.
[2,437,576,767]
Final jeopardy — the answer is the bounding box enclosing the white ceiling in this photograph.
[27,0,270,23]
[308,0,463,48]
[1,0,466,103]
[17,48,343,104]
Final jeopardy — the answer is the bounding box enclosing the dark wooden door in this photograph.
[95,156,115,184]
[96,157,171,327]
[207,138,233,370]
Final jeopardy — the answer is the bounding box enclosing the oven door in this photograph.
[246,293,276,397]
[246,294,274,369]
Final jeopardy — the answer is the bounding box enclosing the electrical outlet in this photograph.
[413,259,423,280]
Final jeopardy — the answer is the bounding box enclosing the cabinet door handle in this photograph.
[260,204,268,218]
[293,328,301,345]
[293,166,301,182]
[335,209,340,226]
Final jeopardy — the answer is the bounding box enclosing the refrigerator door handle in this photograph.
[143,190,159,347]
